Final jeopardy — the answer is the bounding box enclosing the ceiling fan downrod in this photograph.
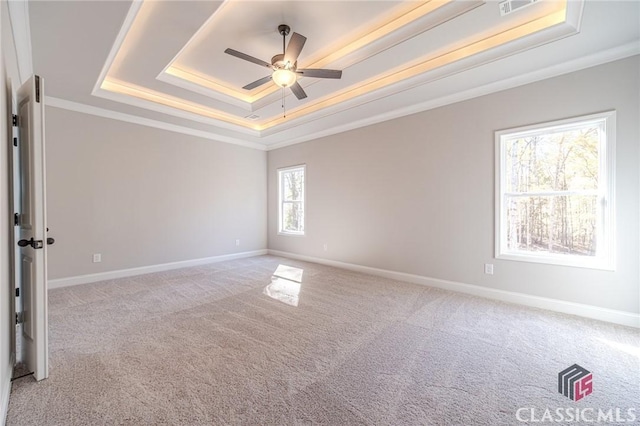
[278,24,290,56]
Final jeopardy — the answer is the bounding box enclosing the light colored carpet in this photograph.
[6,255,639,425]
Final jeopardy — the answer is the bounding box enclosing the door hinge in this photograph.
[15,288,19,297]
[12,114,18,127]
[35,76,40,103]
[15,312,24,325]
[13,213,19,226]
[13,137,17,147]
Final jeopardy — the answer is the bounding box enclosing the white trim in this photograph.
[48,249,268,289]
[91,1,144,95]
[6,0,33,85]
[267,250,640,328]
[37,43,638,153]
[277,165,306,236]
[494,111,616,271]
[264,42,640,151]
[45,97,266,151]
[91,86,261,137]
[93,0,579,135]
[156,72,253,112]
[157,0,232,90]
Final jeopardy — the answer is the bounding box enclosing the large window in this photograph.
[495,112,615,270]
[278,165,305,236]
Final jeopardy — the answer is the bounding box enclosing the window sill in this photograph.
[278,231,305,237]
[496,252,614,271]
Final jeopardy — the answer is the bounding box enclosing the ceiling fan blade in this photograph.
[290,81,307,100]
[224,48,273,69]
[242,75,273,90]
[297,69,342,79]
[284,32,307,64]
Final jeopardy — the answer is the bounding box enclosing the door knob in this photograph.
[18,238,44,249]
[47,237,55,245]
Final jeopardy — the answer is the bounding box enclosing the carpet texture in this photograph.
[6,255,639,425]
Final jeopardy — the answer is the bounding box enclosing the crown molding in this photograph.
[265,42,640,150]
[45,42,638,153]
[45,97,266,151]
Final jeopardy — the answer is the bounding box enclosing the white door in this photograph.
[15,75,48,381]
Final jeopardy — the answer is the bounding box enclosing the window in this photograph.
[278,165,305,236]
[495,112,615,270]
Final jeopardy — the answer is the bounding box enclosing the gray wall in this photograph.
[46,108,267,279]
[268,56,640,314]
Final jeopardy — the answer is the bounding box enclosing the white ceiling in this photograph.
[28,0,640,149]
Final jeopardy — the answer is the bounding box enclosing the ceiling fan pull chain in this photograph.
[282,87,286,118]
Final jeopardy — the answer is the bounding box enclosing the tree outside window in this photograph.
[278,165,305,235]
[496,112,615,270]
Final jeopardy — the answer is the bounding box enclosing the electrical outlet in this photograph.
[93,253,102,263]
[235,239,240,246]
[484,263,494,275]
[323,243,328,251]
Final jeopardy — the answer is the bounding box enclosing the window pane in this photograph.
[505,125,600,193]
[282,202,304,233]
[505,195,598,256]
[283,170,304,201]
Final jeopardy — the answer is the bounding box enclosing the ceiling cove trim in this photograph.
[260,1,582,136]
[98,78,260,132]
[6,0,34,85]
[158,69,254,112]
[249,0,485,114]
[92,0,144,95]
[160,0,481,106]
[55,43,638,152]
[266,42,640,150]
[94,0,574,135]
[97,0,481,120]
[46,96,266,151]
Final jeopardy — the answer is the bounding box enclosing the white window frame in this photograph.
[495,111,616,270]
[278,164,306,236]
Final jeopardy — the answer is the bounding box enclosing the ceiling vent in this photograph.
[245,114,260,121]
[499,0,538,16]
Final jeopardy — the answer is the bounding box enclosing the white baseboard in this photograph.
[268,250,640,328]
[48,249,268,289]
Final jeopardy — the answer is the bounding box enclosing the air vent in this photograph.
[245,114,260,121]
[499,0,538,16]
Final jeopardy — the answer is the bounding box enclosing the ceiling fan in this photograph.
[224,24,342,100]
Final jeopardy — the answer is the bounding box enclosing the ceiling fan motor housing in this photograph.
[271,54,296,71]
[224,23,341,100]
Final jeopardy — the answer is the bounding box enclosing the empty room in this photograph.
[0,0,638,424]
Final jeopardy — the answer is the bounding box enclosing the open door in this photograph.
[15,75,48,381]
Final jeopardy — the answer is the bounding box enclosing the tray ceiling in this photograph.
[27,0,640,148]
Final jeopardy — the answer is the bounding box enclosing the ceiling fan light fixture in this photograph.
[272,69,297,88]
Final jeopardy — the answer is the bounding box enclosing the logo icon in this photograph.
[558,364,593,401]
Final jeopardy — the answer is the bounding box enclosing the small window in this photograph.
[495,112,615,270]
[278,165,305,236]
